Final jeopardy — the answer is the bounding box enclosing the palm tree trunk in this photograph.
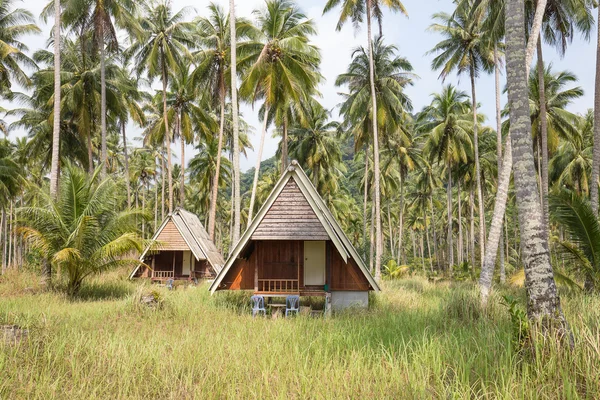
[369,201,375,273]
[154,173,159,230]
[470,65,486,267]
[457,180,463,265]
[87,130,93,174]
[423,204,433,272]
[8,202,12,268]
[209,86,226,240]
[363,147,369,260]
[161,153,165,220]
[469,186,475,269]
[446,160,454,271]
[281,119,289,173]
[537,39,550,238]
[122,122,131,208]
[480,136,513,304]
[477,0,549,290]
[592,3,600,215]
[525,0,548,71]
[430,195,439,270]
[248,109,268,223]
[420,233,426,274]
[230,0,241,244]
[1,208,6,272]
[100,24,107,177]
[0,207,4,274]
[161,65,173,214]
[366,0,382,282]
[179,113,185,207]
[398,173,405,264]
[505,0,566,325]
[494,44,506,284]
[50,0,61,199]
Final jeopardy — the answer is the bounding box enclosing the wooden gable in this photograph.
[252,178,330,241]
[156,220,190,251]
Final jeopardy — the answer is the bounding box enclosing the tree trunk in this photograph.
[154,172,159,230]
[363,146,369,260]
[387,202,394,259]
[478,9,549,299]
[446,160,454,271]
[480,136,513,303]
[208,86,226,240]
[430,195,440,270]
[366,0,382,282]
[87,129,94,173]
[248,109,268,223]
[470,65,486,267]
[505,0,566,324]
[537,39,549,238]
[592,3,600,215]
[423,203,433,272]
[161,153,165,220]
[50,0,61,199]
[230,0,241,245]
[494,44,506,283]
[1,208,5,272]
[281,119,289,174]
[122,122,131,208]
[398,173,404,264]
[469,187,476,269]
[179,112,185,207]
[100,24,107,177]
[162,66,173,214]
[420,234,426,274]
[369,201,375,273]
[525,0,548,72]
[7,203,12,269]
[457,180,463,265]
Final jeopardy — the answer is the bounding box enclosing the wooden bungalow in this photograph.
[209,161,380,310]
[129,208,224,281]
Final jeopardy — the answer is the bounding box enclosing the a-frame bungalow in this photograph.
[130,208,224,281]
[209,161,380,310]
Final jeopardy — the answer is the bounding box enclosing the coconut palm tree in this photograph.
[17,163,145,295]
[240,0,321,222]
[130,0,194,214]
[594,3,600,215]
[428,2,494,268]
[229,0,241,244]
[287,101,343,193]
[421,85,474,269]
[324,0,407,283]
[504,0,565,324]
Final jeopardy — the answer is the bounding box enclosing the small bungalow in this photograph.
[209,161,380,310]
[129,208,224,281]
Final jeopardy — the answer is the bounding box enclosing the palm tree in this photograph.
[504,0,565,324]
[551,190,600,291]
[428,2,494,268]
[421,85,473,269]
[287,101,343,193]
[229,0,241,244]
[240,0,321,222]
[17,163,145,295]
[324,0,407,282]
[170,62,216,207]
[550,110,593,196]
[131,1,193,214]
[594,3,600,215]
[0,0,39,94]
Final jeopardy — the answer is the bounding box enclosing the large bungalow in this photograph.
[209,161,380,310]
[129,208,224,281]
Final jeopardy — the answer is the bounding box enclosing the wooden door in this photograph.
[304,241,326,285]
[182,251,192,276]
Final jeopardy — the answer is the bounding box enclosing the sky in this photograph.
[4,0,598,172]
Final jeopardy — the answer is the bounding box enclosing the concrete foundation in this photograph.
[331,291,369,311]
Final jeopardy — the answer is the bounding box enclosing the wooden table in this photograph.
[269,303,286,319]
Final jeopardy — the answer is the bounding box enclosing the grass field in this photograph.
[1,270,599,399]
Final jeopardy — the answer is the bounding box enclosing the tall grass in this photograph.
[1,272,599,399]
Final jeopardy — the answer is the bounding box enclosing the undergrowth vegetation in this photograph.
[1,271,599,399]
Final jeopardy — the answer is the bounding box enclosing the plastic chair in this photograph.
[166,279,174,290]
[285,295,300,317]
[251,295,266,317]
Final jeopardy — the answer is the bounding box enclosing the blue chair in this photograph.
[251,295,266,317]
[285,295,300,317]
[166,279,174,290]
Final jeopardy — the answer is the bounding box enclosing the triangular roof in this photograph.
[209,161,380,292]
[129,208,225,279]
